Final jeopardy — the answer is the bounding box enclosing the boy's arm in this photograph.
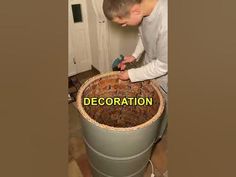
[128,59,167,82]
[132,34,144,60]
[128,30,168,82]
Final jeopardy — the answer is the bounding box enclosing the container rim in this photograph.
[76,71,165,131]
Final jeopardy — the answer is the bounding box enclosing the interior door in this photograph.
[68,0,92,76]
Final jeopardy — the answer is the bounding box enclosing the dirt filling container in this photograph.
[77,72,165,177]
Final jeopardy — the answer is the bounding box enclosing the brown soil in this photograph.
[82,75,160,128]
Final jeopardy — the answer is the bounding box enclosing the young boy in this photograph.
[103,0,168,139]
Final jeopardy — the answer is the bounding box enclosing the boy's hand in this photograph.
[119,71,129,80]
[118,55,136,70]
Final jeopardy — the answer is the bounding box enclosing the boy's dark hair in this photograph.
[103,0,142,20]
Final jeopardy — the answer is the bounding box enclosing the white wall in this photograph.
[119,26,139,56]
[86,0,100,70]
[86,0,139,72]
[108,23,139,61]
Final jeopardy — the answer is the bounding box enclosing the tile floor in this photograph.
[68,102,168,177]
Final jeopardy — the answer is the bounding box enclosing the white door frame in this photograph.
[68,0,92,76]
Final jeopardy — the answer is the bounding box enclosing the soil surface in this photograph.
[82,75,160,127]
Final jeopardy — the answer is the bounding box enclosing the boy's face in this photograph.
[113,5,143,27]
[113,14,142,27]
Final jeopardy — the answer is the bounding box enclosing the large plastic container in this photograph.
[77,72,164,177]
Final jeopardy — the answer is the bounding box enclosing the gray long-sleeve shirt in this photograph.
[128,0,168,92]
